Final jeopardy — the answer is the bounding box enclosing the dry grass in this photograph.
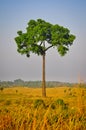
[0,85,86,130]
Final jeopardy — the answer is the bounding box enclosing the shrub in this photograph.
[55,99,68,110]
[50,99,68,110]
[0,87,4,92]
[16,90,18,93]
[56,99,65,105]
[33,99,45,108]
[50,103,56,109]
[64,89,67,93]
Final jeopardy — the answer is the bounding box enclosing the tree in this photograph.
[15,19,76,97]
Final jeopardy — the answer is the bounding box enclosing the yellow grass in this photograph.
[0,85,86,130]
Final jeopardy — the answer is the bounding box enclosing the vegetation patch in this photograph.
[0,86,86,130]
[33,99,45,109]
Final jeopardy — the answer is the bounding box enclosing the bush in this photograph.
[64,89,67,93]
[0,87,4,92]
[55,99,68,110]
[50,99,67,110]
[16,90,18,93]
[50,103,56,109]
[33,99,45,108]
[56,99,65,105]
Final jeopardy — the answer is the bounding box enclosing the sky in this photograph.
[0,0,86,83]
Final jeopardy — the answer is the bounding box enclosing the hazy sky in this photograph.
[0,0,86,83]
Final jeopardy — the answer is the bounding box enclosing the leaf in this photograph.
[15,19,76,57]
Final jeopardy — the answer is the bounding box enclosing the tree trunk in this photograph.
[42,53,46,97]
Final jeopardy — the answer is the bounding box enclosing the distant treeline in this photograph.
[0,79,83,88]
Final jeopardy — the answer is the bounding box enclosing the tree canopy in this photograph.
[15,19,76,97]
[15,19,76,57]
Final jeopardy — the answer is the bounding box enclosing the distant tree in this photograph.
[15,19,76,97]
[14,79,24,86]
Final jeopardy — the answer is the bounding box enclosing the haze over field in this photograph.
[0,0,86,82]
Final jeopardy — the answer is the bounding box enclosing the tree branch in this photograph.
[45,45,53,52]
[40,41,43,46]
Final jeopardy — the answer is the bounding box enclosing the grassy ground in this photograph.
[0,85,86,130]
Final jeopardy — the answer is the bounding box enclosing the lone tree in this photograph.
[15,19,76,97]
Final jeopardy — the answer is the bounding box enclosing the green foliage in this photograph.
[33,99,45,108]
[50,99,68,110]
[56,98,64,105]
[0,80,74,87]
[50,102,56,109]
[15,19,76,57]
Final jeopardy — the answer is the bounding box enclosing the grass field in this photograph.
[0,85,86,130]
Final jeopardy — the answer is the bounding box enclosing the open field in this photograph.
[0,85,86,130]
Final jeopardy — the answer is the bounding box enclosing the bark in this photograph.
[42,53,46,97]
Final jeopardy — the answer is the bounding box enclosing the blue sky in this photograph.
[0,0,86,82]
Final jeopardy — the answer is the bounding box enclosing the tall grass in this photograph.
[0,85,86,130]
